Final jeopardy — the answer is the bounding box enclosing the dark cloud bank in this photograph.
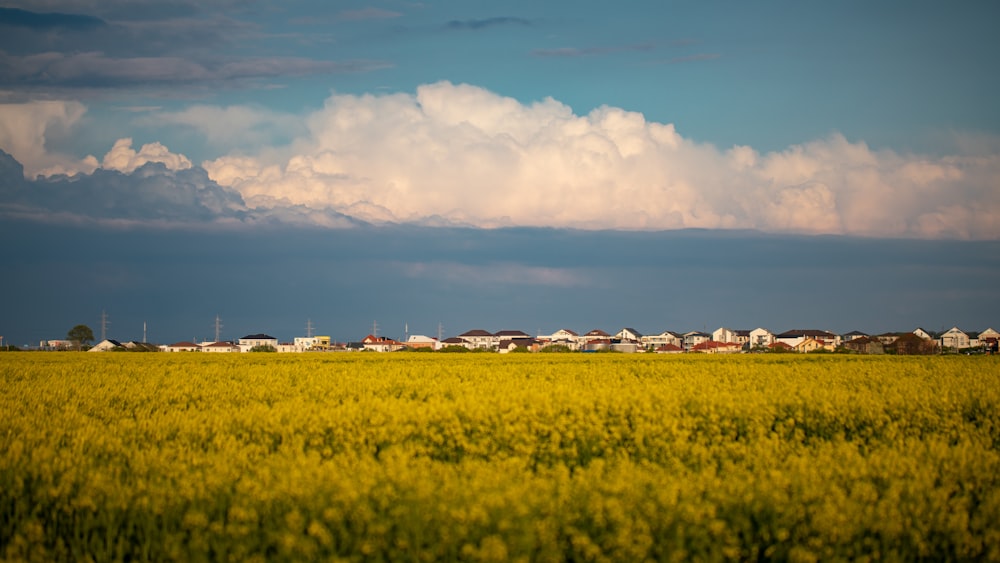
[1,150,997,345]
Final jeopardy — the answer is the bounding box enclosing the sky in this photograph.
[1,0,999,345]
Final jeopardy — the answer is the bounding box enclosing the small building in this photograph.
[201,341,238,353]
[164,341,201,352]
[615,328,644,343]
[749,328,775,349]
[361,335,405,352]
[88,339,124,352]
[939,327,973,350]
[406,335,439,350]
[642,330,684,349]
[459,329,497,350]
[691,340,742,354]
[239,333,278,352]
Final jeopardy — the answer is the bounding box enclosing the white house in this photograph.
[939,327,972,350]
[459,329,497,350]
[201,341,238,353]
[615,328,643,343]
[88,339,124,352]
[406,335,439,350]
[712,328,751,347]
[642,331,683,349]
[164,341,201,352]
[239,333,278,352]
[912,327,935,341]
[543,329,580,350]
[362,335,405,352]
[682,331,712,351]
[774,330,840,349]
[749,328,775,349]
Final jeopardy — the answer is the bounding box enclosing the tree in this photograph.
[67,324,95,350]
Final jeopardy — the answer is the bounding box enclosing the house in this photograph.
[712,328,751,347]
[439,337,469,350]
[682,331,711,351]
[841,330,869,342]
[794,338,832,353]
[939,327,973,350]
[641,331,683,349]
[691,340,742,354]
[979,328,999,353]
[459,329,497,350]
[88,339,124,352]
[362,334,405,352]
[774,329,840,349]
[581,329,611,343]
[498,338,540,353]
[654,343,684,354]
[768,342,793,352]
[749,328,775,349]
[841,336,884,355]
[294,336,331,351]
[543,329,580,350]
[239,333,278,352]
[496,330,532,341]
[164,341,201,352]
[406,335,439,350]
[912,327,936,341]
[201,341,238,353]
[614,328,643,343]
[124,341,158,352]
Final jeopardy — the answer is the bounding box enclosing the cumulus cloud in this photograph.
[138,104,307,151]
[101,138,192,173]
[0,100,98,177]
[201,81,1000,239]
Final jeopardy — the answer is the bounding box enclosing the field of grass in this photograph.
[2,353,998,561]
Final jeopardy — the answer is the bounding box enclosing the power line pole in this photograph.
[143,321,147,343]
[437,322,444,342]
[306,318,314,338]
[214,315,223,342]
[373,320,379,338]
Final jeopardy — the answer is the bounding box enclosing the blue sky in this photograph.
[1,1,998,345]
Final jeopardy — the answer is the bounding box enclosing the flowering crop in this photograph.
[1,353,998,561]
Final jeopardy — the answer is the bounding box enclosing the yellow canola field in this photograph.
[1,353,998,562]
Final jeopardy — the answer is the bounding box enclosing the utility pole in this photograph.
[214,315,223,342]
[404,322,409,343]
[143,322,147,343]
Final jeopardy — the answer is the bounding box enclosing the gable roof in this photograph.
[496,330,531,338]
[459,329,494,337]
[241,333,275,340]
[584,329,609,337]
[775,329,837,339]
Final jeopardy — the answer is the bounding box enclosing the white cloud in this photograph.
[202,81,1000,239]
[101,137,192,173]
[0,100,98,177]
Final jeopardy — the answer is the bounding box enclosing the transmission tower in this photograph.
[214,315,223,342]
[373,320,379,338]
[306,318,314,338]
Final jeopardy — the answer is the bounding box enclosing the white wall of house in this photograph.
[749,328,775,348]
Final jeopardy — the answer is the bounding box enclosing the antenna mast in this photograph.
[306,318,314,338]
[373,320,379,338]
[437,322,443,342]
[214,315,223,342]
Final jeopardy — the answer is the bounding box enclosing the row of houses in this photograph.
[122,326,1000,354]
